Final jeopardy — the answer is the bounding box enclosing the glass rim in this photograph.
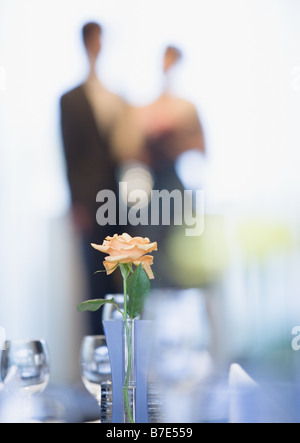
[82,335,106,340]
[3,338,48,347]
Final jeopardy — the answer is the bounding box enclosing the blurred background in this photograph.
[1,0,300,400]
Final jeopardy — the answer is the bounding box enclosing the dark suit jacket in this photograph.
[60,85,117,223]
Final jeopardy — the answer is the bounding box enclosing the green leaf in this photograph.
[77,298,122,315]
[127,264,151,319]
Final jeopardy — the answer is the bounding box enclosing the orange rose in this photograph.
[91,233,157,279]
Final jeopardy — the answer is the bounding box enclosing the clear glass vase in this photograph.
[123,318,136,423]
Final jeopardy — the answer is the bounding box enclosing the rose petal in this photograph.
[120,233,133,242]
[91,243,110,253]
[103,260,118,275]
[133,259,155,279]
[136,242,157,252]
[105,254,133,263]
[142,263,154,280]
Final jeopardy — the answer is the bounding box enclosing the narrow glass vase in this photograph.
[123,318,136,423]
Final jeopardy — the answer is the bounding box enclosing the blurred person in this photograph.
[138,46,205,165]
[60,22,124,335]
[112,46,205,164]
[113,45,206,287]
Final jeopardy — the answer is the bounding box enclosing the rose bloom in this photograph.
[91,233,157,279]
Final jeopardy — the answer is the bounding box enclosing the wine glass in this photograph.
[80,336,111,410]
[0,339,50,421]
[147,288,213,422]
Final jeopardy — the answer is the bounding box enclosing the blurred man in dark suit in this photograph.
[60,22,124,334]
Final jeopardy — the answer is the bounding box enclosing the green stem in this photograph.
[120,264,134,424]
[123,321,134,423]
